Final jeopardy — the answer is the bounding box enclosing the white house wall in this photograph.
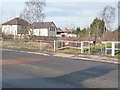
[49,30,56,37]
[17,25,22,33]
[32,28,48,36]
[2,25,17,35]
[40,28,48,36]
[32,29,40,36]
[48,23,57,37]
[30,22,57,37]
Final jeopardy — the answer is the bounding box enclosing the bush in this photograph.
[115,50,120,55]
[2,34,14,40]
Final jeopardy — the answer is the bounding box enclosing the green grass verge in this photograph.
[57,48,80,54]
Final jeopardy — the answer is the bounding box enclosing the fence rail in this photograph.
[101,41,120,56]
[54,40,93,54]
[1,39,120,56]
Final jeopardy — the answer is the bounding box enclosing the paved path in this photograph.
[1,50,118,88]
[1,49,119,64]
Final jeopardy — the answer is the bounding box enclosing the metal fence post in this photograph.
[112,42,115,56]
[39,40,42,50]
[105,42,107,55]
[0,38,2,50]
[88,41,90,54]
[61,40,63,48]
[100,43,103,55]
[54,40,56,52]
[56,40,57,50]
[81,41,83,53]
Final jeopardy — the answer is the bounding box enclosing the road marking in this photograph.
[0,57,48,66]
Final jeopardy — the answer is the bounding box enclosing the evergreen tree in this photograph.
[89,18,105,38]
[74,27,81,34]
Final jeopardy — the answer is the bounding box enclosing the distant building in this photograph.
[2,17,77,38]
[56,27,64,37]
[67,34,77,37]
[56,28,77,37]
[31,22,57,37]
[2,17,58,37]
[2,17,29,36]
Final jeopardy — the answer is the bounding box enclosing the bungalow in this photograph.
[2,17,29,36]
[31,22,57,37]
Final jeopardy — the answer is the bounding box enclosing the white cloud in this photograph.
[1,0,118,30]
[76,10,100,17]
[0,0,26,2]
[46,0,118,2]
[45,16,94,29]
[44,7,62,13]
[1,0,118,2]
[44,1,118,30]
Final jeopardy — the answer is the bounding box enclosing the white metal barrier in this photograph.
[101,41,120,56]
[53,40,93,54]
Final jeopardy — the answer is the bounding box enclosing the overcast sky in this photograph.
[0,0,118,30]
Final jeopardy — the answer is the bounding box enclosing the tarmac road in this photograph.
[1,50,118,88]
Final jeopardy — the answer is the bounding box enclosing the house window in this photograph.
[53,27,55,31]
[50,27,52,31]
[50,27,55,31]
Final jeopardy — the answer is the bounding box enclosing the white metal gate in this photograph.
[54,40,93,54]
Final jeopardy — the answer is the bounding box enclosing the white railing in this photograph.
[53,40,93,54]
[101,41,120,56]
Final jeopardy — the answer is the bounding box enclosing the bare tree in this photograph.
[20,0,46,23]
[20,0,46,39]
[118,1,120,27]
[101,5,116,32]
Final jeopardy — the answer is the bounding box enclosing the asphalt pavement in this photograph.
[1,50,118,88]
